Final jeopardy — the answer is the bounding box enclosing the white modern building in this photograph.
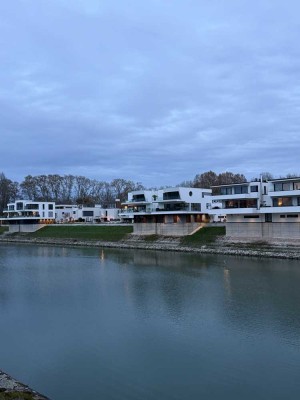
[211,177,300,239]
[121,187,212,235]
[1,200,55,232]
[55,204,120,223]
[119,190,159,222]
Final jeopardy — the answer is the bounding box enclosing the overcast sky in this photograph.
[1,0,299,187]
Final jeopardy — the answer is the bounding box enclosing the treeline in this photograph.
[179,171,299,190]
[1,170,298,214]
[0,173,144,213]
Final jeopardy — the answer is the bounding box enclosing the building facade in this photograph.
[55,204,120,223]
[1,200,55,232]
[121,187,212,235]
[211,177,300,240]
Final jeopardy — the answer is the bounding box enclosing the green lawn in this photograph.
[181,226,225,246]
[31,225,133,241]
[0,226,8,235]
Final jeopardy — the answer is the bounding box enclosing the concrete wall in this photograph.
[9,224,46,233]
[133,222,206,236]
[226,222,300,239]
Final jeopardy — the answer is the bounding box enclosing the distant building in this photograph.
[55,204,120,223]
[0,200,55,233]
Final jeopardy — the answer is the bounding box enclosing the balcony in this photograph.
[268,189,300,197]
[216,208,259,215]
[261,205,300,214]
[212,192,260,201]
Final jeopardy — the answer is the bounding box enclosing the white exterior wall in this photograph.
[127,190,159,203]
[55,205,120,222]
[157,187,212,212]
[4,200,55,220]
[55,205,78,222]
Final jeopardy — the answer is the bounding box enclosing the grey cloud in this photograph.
[1,0,300,187]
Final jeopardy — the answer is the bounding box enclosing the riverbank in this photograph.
[1,233,300,260]
[0,370,49,399]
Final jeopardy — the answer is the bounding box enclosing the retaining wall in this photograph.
[133,222,206,236]
[226,222,300,239]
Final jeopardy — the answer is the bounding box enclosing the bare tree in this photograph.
[20,175,39,200]
[0,173,19,214]
[193,171,219,188]
[217,172,246,185]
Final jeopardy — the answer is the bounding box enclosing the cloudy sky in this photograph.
[1,0,299,187]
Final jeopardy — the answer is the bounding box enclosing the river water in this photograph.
[0,244,300,400]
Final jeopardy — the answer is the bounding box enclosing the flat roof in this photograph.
[269,177,300,182]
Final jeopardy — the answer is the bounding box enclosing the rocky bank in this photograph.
[0,234,300,260]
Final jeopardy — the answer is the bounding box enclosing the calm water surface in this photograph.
[0,244,300,399]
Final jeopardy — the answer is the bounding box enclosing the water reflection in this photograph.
[1,244,300,400]
[219,256,300,346]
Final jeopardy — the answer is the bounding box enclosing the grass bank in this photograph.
[181,226,226,246]
[31,225,133,241]
[0,226,8,235]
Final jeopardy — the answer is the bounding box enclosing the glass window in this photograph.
[16,202,23,210]
[163,191,180,200]
[274,182,291,191]
[48,204,54,210]
[293,182,300,190]
[250,185,259,192]
[273,197,293,207]
[220,187,233,195]
[132,194,146,202]
[82,211,94,216]
[265,214,272,222]
[234,185,248,194]
[191,203,201,211]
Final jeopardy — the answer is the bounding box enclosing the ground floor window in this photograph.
[273,197,293,207]
[265,213,272,222]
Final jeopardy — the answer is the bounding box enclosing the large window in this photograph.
[16,202,23,210]
[220,187,233,195]
[191,203,201,211]
[82,211,94,216]
[132,194,146,202]
[274,182,290,191]
[234,185,248,194]
[225,199,257,208]
[293,182,300,190]
[273,197,293,207]
[26,204,39,210]
[163,191,180,200]
[250,185,259,192]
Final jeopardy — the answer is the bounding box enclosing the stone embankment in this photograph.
[0,370,49,399]
[1,234,300,260]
